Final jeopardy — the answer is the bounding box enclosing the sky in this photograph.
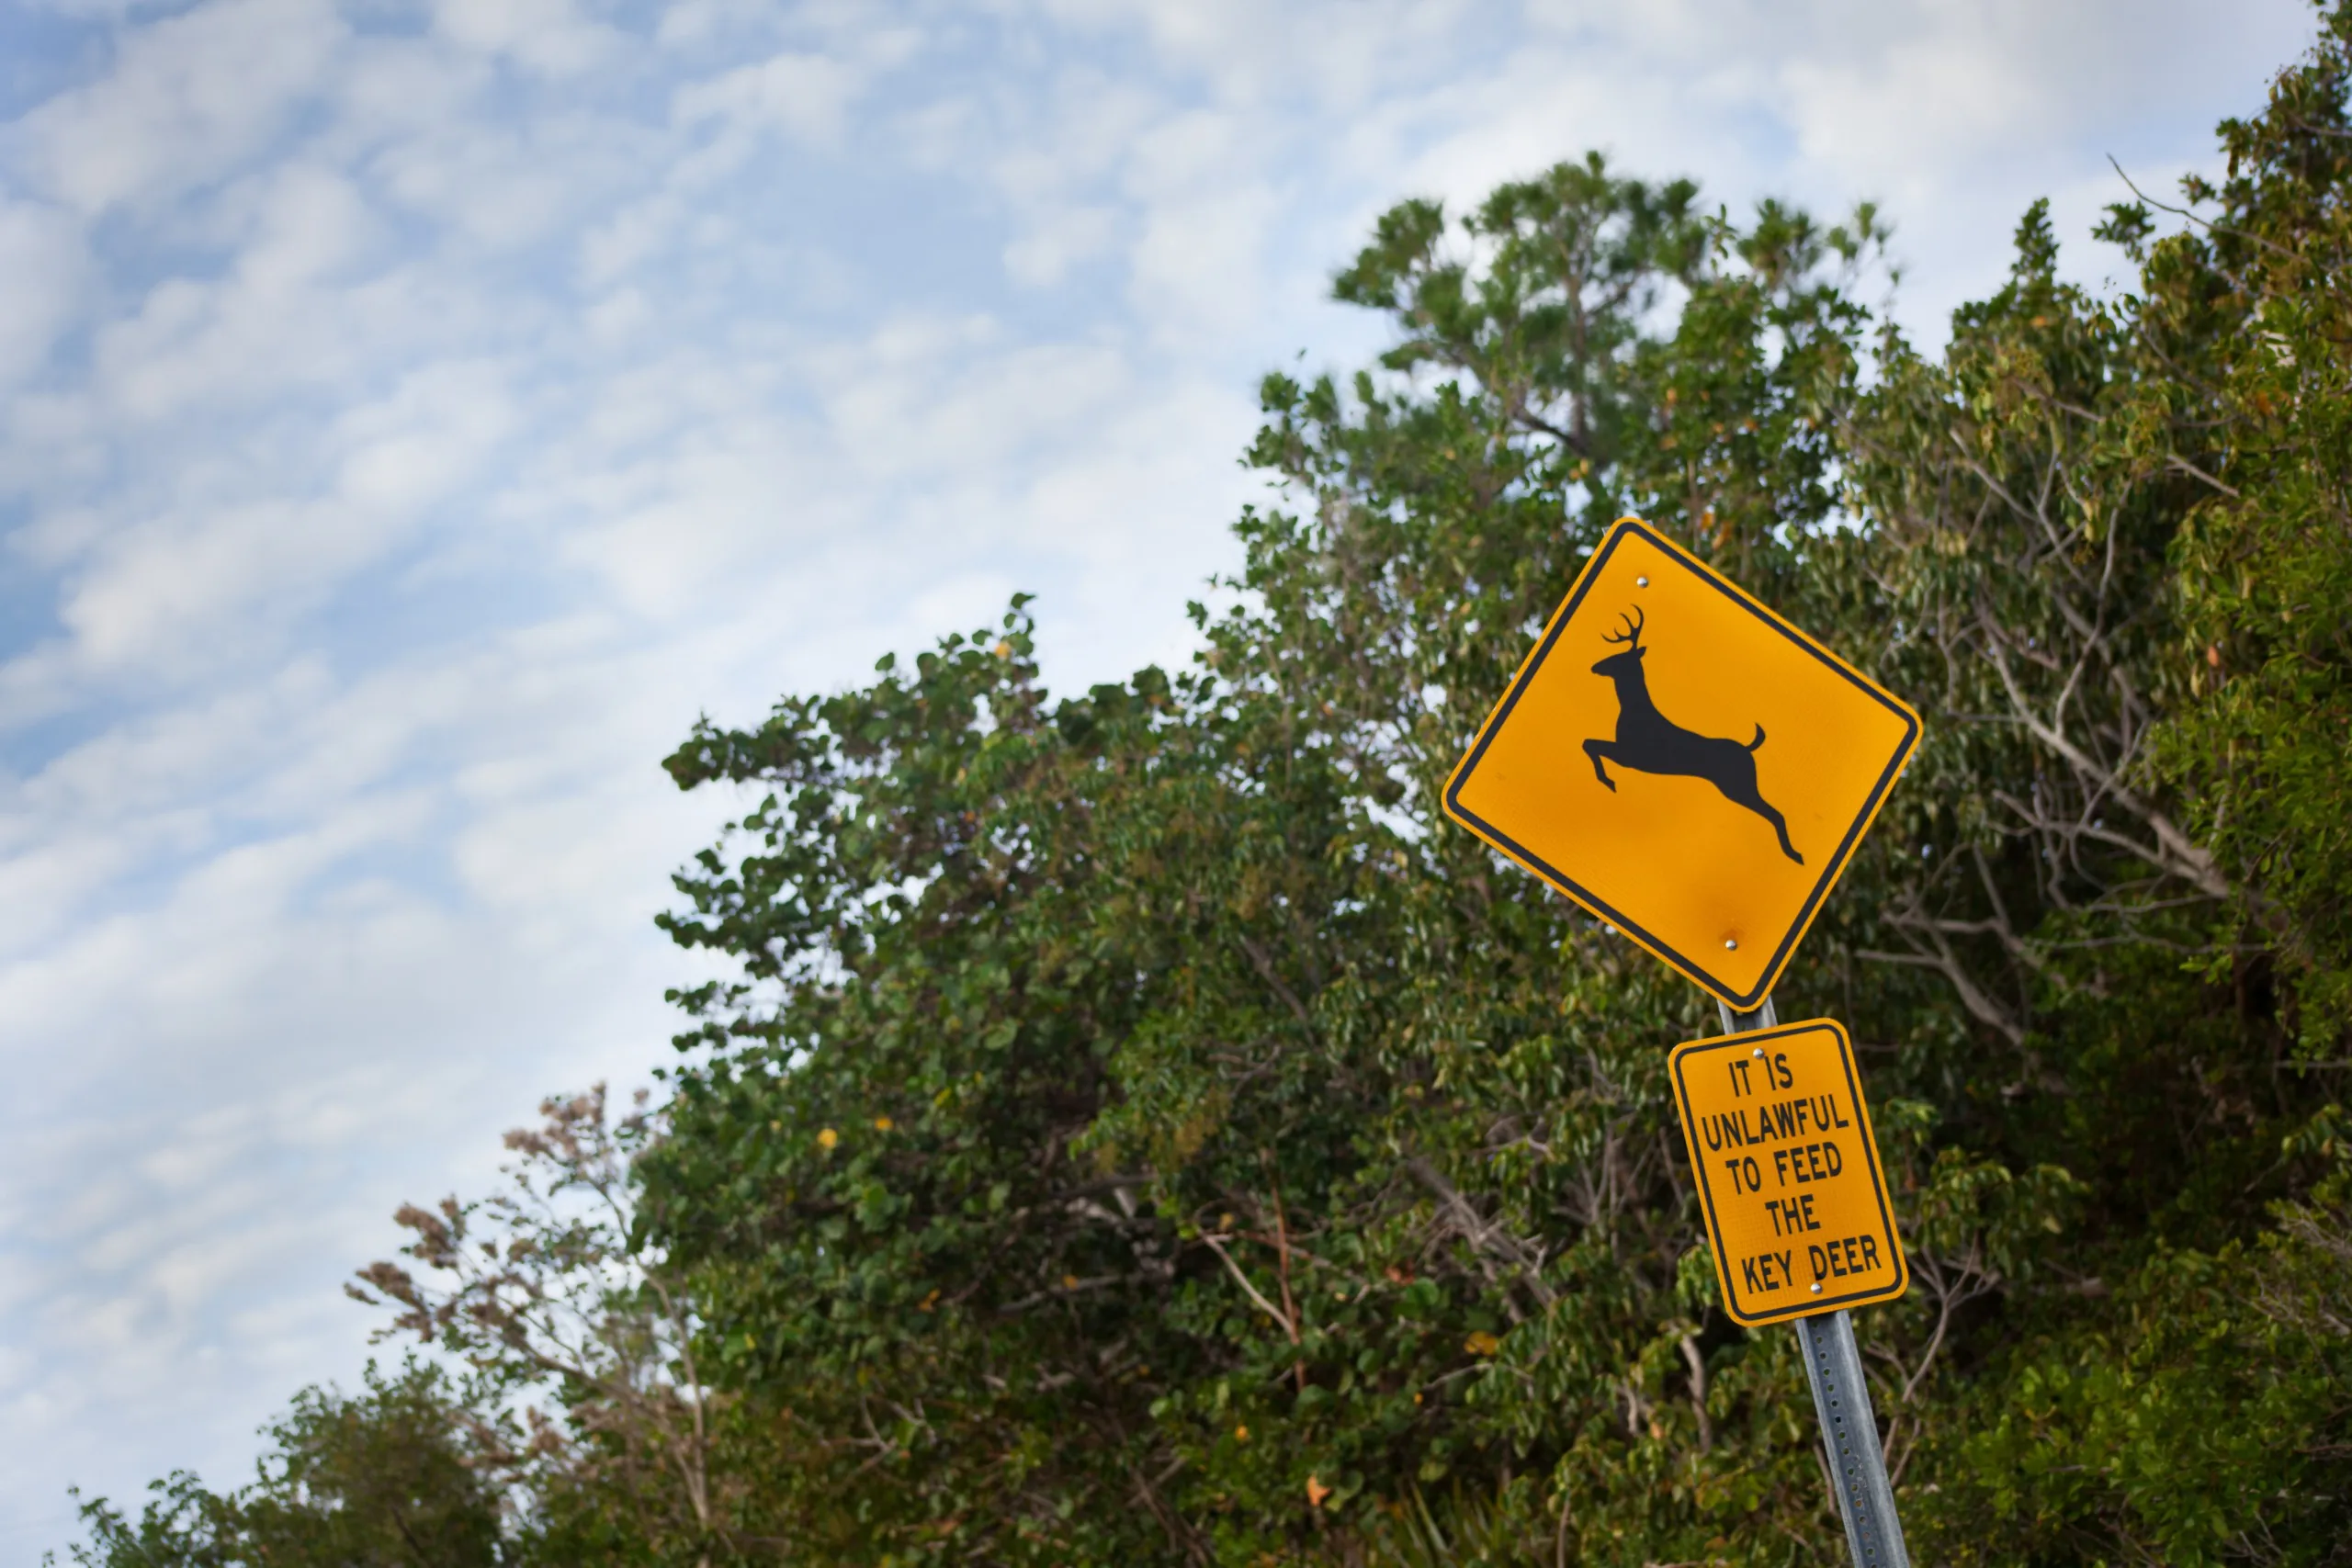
[0,0,2324,1553]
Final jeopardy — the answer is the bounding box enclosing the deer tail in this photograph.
[1747,723,1767,751]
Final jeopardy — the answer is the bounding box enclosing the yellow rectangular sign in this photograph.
[1668,1018,1905,1325]
[1442,518,1919,1009]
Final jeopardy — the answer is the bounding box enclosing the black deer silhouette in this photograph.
[1581,606,1804,864]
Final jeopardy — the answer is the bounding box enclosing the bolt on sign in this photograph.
[1668,1017,1905,1325]
[1442,517,1921,1010]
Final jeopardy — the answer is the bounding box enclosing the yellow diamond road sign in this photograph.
[1442,517,1920,1009]
[1668,1017,1906,1326]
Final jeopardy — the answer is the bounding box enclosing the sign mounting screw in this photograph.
[1724,938,1738,951]
[1635,576,1649,587]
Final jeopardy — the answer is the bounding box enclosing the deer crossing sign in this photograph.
[1442,518,1920,1009]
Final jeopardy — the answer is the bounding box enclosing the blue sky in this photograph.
[0,0,2324,1553]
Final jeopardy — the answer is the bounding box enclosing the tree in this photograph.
[352,1086,732,1566]
[52,1360,508,1568]
[2156,0,2352,1047]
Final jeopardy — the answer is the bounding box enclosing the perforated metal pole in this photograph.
[1715,998,1911,1568]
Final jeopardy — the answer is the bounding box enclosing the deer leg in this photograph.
[1583,739,1617,791]
[1704,751,1805,865]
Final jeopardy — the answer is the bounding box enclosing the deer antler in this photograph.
[1601,606,1645,648]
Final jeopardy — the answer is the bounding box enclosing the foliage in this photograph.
[59,6,2352,1564]
[2154,1,2352,1048]
[51,1360,508,1568]
[350,1085,732,1566]
[1920,1135,2352,1566]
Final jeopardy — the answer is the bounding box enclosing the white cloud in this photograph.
[656,0,785,50]
[0,199,85,389]
[1002,204,1115,286]
[10,0,347,215]
[1127,176,1278,341]
[674,50,869,146]
[334,359,518,515]
[430,0,624,78]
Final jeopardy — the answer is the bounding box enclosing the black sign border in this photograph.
[1442,519,1919,1009]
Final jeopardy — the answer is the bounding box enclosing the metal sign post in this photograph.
[1719,998,1910,1568]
